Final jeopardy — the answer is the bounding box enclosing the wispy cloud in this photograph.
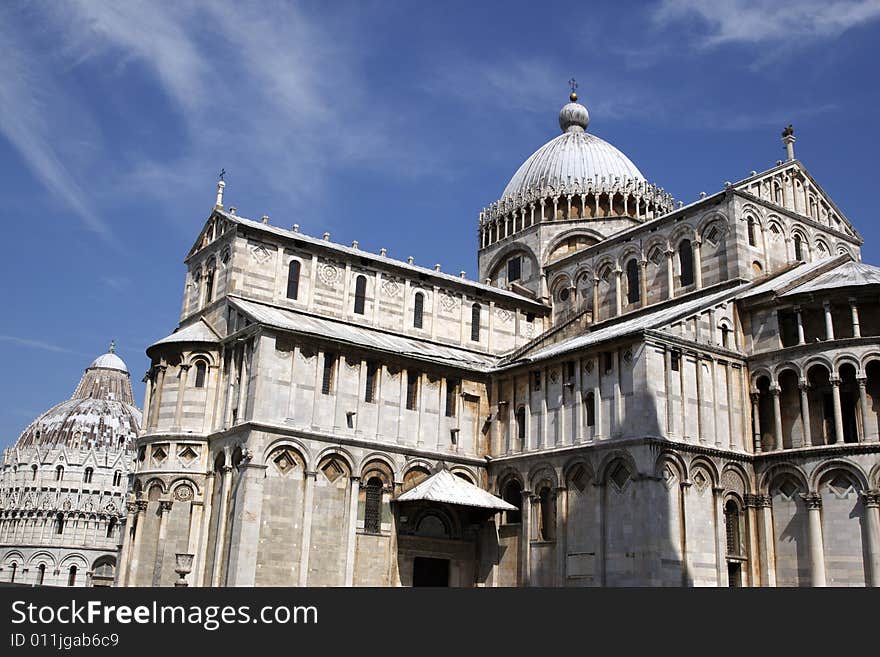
[654,0,880,46]
[0,335,82,355]
[101,276,131,293]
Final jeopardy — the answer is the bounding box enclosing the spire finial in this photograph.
[568,77,578,102]
[781,125,796,161]
[215,169,226,208]
[108,340,116,354]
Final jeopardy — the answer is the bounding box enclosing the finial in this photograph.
[323,232,330,241]
[568,77,578,102]
[379,248,387,256]
[407,256,414,265]
[215,170,226,208]
[781,124,796,161]
[261,215,269,224]
[460,271,466,279]
[434,263,441,272]
[108,340,116,354]
[352,240,358,249]
[292,224,299,233]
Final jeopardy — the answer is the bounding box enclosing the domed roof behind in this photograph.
[14,343,141,451]
[500,91,647,205]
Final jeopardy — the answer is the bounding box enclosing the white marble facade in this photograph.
[119,94,880,587]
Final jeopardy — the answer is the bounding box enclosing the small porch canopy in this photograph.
[395,469,516,512]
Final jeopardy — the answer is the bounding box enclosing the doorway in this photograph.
[413,557,450,587]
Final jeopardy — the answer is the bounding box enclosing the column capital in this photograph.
[857,376,867,386]
[830,376,842,386]
[220,465,234,474]
[159,500,173,512]
[750,391,761,404]
[770,385,781,396]
[798,379,810,391]
[801,491,822,510]
[126,502,139,515]
[860,489,880,508]
[304,470,318,479]
[848,296,858,304]
[743,493,761,508]
[179,363,192,371]
[823,300,832,309]
[136,500,149,512]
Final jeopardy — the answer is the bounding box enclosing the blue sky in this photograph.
[2,0,880,446]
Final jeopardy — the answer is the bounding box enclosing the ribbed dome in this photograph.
[14,347,141,450]
[501,129,646,204]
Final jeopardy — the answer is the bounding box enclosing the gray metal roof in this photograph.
[736,257,843,299]
[229,296,497,371]
[781,260,880,296]
[396,469,515,511]
[149,318,220,349]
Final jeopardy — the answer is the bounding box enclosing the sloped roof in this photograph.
[781,260,880,297]
[149,318,221,349]
[228,296,497,371]
[737,256,846,299]
[396,469,516,511]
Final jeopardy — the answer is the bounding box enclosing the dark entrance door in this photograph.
[413,557,450,587]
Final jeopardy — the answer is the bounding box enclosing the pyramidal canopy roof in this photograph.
[396,469,516,511]
[781,260,880,296]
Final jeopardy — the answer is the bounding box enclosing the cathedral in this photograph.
[0,346,140,586]
[44,89,880,587]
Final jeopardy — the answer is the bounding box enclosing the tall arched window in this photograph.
[353,275,367,315]
[112,471,122,487]
[516,406,526,442]
[106,516,117,539]
[363,477,383,534]
[286,260,301,300]
[31,464,37,480]
[55,465,63,481]
[193,361,207,388]
[67,565,77,587]
[321,352,335,395]
[747,218,756,246]
[794,234,804,261]
[501,480,522,524]
[204,267,215,305]
[585,391,595,427]
[55,512,64,535]
[471,303,481,342]
[538,486,555,541]
[678,239,694,287]
[36,564,45,586]
[83,467,93,484]
[625,258,640,304]
[724,500,742,556]
[413,292,424,328]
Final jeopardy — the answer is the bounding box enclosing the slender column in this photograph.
[861,490,880,587]
[726,364,737,450]
[128,500,148,586]
[520,490,532,587]
[695,355,704,443]
[713,487,728,587]
[665,249,675,299]
[211,465,233,586]
[555,486,567,587]
[665,349,675,436]
[680,481,693,585]
[299,471,316,586]
[174,364,190,429]
[710,359,720,448]
[591,278,600,324]
[758,495,777,587]
[850,298,861,337]
[150,365,167,429]
[743,495,761,586]
[613,269,623,317]
[802,492,827,587]
[824,301,835,341]
[830,377,845,444]
[638,259,648,306]
[574,358,584,442]
[858,377,869,443]
[225,461,267,587]
[142,376,154,432]
[794,306,805,345]
[343,476,360,586]
[771,386,783,450]
[693,238,703,289]
[751,393,762,453]
[118,502,137,586]
[541,367,549,447]
[799,380,813,447]
[237,342,250,421]
[153,500,173,585]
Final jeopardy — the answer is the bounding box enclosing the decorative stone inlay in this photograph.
[439,292,457,312]
[496,308,513,323]
[173,485,194,502]
[382,278,401,297]
[609,463,630,491]
[692,469,708,492]
[250,244,271,264]
[318,263,339,286]
[584,359,594,373]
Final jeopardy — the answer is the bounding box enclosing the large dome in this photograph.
[14,345,141,451]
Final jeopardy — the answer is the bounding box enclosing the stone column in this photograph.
[153,499,173,586]
[211,465,233,586]
[794,306,805,345]
[665,249,675,299]
[591,277,600,323]
[344,476,360,586]
[713,487,728,587]
[758,495,776,587]
[830,377,845,444]
[195,472,216,587]
[555,486,567,587]
[680,481,694,585]
[638,259,648,306]
[850,298,861,338]
[150,365,167,429]
[771,385,784,450]
[142,376,154,432]
[614,268,622,317]
[520,490,532,587]
[128,500,148,586]
[824,301,835,341]
[858,377,870,443]
[693,238,703,289]
[799,380,813,447]
[743,494,762,587]
[118,501,137,586]
[225,460,266,586]
[173,364,190,429]
[299,471,316,586]
[574,359,584,442]
[665,349,675,436]
[802,492,827,587]
[861,489,880,587]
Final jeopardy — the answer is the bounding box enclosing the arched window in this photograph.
[321,352,335,395]
[721,325,731,349]
[353,275,367,315]
[363,477,383,534]
[67,565,77,587]
[678,239,694,287]
[724,500,742,556]
[413,292,424,328]
[106,516,117,539]
[538,486,555,541]
[794,234,804,261]
[470,303,481,342]
[516,406,526,442]
[193,361,207,388]
[55,512,64,535]
[406,370,420,410]
[112,471,122,487]
[83,467,93,484]
[774,182,783,205]
[501,480,522,524]
[747,218,756,247]
[92,558,115,587]
[286,260,301,300]
[585,391,595,427]
[625,258,640,304]
[204,268,215,305]
[36,564,45,586]
[31,464,37,480]
[55,465,63,481]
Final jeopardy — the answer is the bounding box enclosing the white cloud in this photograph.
[654,0,880,46]
[0,335,81,355]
